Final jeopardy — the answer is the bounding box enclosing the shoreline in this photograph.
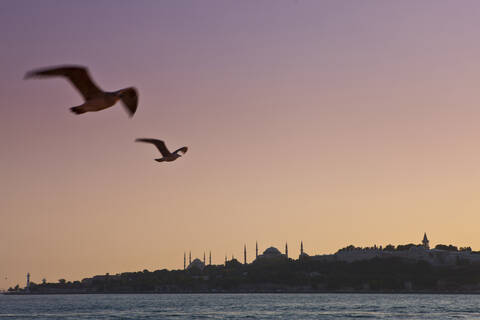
[5,290,480,295]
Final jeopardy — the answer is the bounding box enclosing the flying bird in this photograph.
[135,138,188,162]
[24,65,138,116]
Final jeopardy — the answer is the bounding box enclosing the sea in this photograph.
[1,293,480,319]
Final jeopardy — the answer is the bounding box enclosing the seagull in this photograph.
[135,138,188,162]
[24,65,138,116]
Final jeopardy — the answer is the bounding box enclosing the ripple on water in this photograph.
[1,293,480,319]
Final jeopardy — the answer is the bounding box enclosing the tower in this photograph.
[26,273,30,293]
[184,252,186,270]
[255,241,258,259]
[189,251,192,265]
[285,242,288,259]
[422,232,430,250]
[203,252,206,264]
[209,251,212,265]
[225,254,227,266]
[301,241,304,255]
[244,244,247,265]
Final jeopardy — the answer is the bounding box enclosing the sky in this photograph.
[2,0,480,289]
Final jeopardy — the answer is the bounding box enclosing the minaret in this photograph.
[255,241,258,259]
[184,252,186,270]
[301,241,304,256]
[26,273,30,293]
[422,232,430,250]
[244,244,247,265]
[203,252,206,264]
[285,242,288,259]
[209,251,212,265]
[189,251,191,265]
[225,254,227,266]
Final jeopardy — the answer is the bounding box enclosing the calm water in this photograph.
[1,293,480,319]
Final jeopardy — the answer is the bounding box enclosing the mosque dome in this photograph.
[254,246,287,263]
[187,258,205,270]
[263,247,282,255]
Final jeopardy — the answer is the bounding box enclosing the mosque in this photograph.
[184,241,307,269]
[184,251,209,270]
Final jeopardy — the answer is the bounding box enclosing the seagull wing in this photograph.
[120,87,138,117]
[25,65,103,100]
[135,138,170,156]
[173,146,188,155]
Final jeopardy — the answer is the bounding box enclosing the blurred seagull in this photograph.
[135,138,188,162]
[24,65,138,116]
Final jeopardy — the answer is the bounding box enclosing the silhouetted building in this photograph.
[299,241,310,259]
[423,233,430,250]
[26,273,30,293]
[187,258,205,271]
[255,246,287,261]
[285,242,288,259]
[244,244,247,265]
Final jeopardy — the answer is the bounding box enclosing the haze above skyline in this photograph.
[2,0,480,289]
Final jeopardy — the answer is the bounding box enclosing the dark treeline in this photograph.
[10,255,480,294]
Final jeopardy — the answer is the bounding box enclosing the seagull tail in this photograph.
[70,106,87,115]
[155,158,166,162]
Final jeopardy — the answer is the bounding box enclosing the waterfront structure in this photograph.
[26,273,30,293]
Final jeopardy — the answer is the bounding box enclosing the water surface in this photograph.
[1,293,479,319]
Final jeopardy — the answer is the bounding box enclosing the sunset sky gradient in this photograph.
[2,0,480,289]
